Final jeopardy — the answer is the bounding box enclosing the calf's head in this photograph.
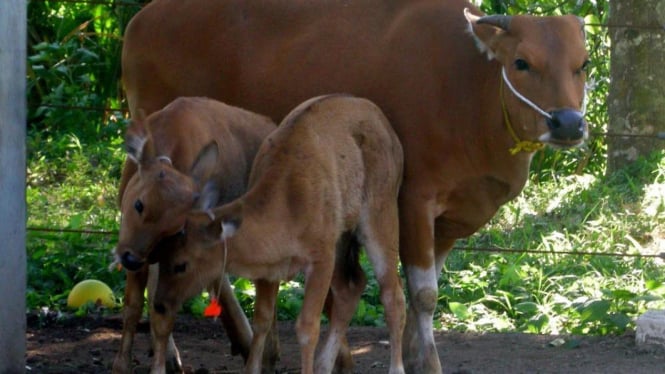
[153,203,242,313]
[116,115,220,271]
[465,9,589,148]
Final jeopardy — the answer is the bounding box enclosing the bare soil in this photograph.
[26,312,665,373]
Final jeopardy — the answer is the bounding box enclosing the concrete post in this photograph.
[0,0,27,372]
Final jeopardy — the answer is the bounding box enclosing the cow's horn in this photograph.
[476,15,512,31]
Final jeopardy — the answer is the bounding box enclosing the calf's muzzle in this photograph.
[121,251,145,271]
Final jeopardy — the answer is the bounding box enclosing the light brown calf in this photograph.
[112,97,276,373]
[151,95,406,374]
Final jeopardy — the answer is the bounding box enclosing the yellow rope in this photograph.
[500,78,545,155]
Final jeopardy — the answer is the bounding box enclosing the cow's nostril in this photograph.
[121,251,145,271]
[579,118,587,132]
[546,115,561,129]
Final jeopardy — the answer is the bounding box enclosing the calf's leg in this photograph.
[147,264,182,372]
[315,236,366,374]
[297,259,335,374]
[113,267,149,373]
[245,280,280,374]
[212,274,253,359]
[148,298,177,374]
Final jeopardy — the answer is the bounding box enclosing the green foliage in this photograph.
[27,0,139,145]
[26,140,124,310]
[445,150,665,335]
[25,0,139,312]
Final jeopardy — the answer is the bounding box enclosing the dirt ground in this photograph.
[26,312,665,374]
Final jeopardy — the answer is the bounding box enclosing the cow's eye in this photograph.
[577,59,590,74]
[514,59,529,71]
[514,59,530,71]
[134,200,144,214]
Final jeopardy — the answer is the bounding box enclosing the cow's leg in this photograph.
[149,298,178,374]
[315,237,366,374]
[147,264,182,372]
[245,279,279,374]
[297,259,335,374]
[362,203,407,374]
[113,267,149,373]
[399,193,442,374]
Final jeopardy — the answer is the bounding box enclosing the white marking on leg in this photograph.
[315,328,341,373]
[405,265,438,347]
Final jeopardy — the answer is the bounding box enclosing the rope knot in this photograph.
[509,140,545,155]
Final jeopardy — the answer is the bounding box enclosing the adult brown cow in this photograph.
[121,0,589,372]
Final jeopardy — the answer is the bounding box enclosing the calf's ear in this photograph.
[190,141,219,185]
[197,181,220,210]
[125,109,153,165]
[212,201,243,240]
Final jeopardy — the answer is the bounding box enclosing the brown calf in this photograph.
[151,95,406,374]
[112,97,276,373]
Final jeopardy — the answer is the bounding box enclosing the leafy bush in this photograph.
[445,151,665,334]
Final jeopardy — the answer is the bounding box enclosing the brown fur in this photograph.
[121,1,589,371]
[112,97,276,373]
[151,95,406,374]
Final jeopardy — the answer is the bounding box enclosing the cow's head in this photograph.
[116,114,220,271]
[465,8,589,150]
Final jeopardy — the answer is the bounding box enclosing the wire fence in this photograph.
[26,0,665,264]
[26,226,665,260]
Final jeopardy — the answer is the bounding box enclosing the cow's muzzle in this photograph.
[121,251,145,271]
[546,109,587,145]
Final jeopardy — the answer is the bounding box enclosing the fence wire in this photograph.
[26,226,665,261]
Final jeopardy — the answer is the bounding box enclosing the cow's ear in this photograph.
[464,8,511,60]
[190,141,219,184]
[125,109,154,165]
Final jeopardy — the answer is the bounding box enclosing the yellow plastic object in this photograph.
[67,279,116,308]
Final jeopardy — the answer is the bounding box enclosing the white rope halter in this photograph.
[501,67,552,119]
[501,66,591,118]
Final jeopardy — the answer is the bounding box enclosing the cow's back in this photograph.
[122,0,484,131]
[243,95,402,236]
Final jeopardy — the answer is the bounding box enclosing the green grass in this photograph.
[25,125,665,335]
[441,151,665,335]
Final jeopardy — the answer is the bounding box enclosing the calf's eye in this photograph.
[134,200,144,214]
[174,262,188,274]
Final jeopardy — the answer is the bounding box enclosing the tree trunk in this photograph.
[0,1,27,372]
[607,0,665,173]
